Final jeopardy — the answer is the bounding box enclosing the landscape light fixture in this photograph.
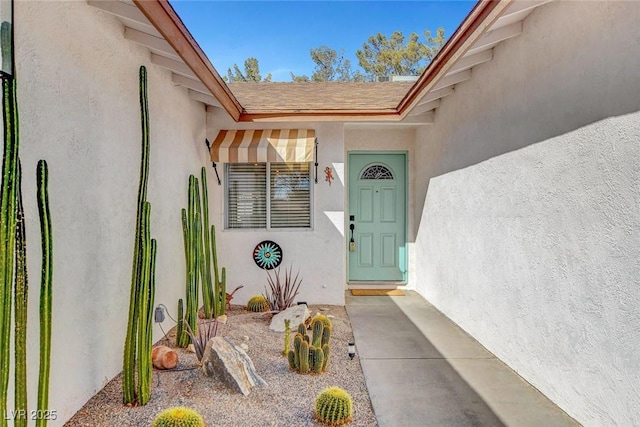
[348,342,355,360]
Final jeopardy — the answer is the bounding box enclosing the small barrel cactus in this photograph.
[315,387,353,426]
[151,407,205,427]
[247,295,269,312]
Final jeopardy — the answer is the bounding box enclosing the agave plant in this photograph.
[182,318,219,362]
[264,265,302,312]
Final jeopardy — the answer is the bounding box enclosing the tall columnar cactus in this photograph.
[178,177,201,347]
[0,30,18,426]
[36,160,53,426]
[314,387,353,426]
[210,224,226,318]
[199,167,214,318]
[176,298,184,347]
[181,168,227,325]
[123,66,157,406]
[13,162,27,427]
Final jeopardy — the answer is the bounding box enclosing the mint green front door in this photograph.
[348,153,407,282]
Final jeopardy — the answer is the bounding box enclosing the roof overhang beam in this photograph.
[132,0,242,120]
[397,0,515,118]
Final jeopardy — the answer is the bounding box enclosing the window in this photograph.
[226,162,311,229]
[360,164,394,180]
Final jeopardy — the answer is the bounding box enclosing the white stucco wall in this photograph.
[14,2,208,424]
[206,110,346,305]
[414,1,640,425]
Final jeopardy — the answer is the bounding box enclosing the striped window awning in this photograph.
[210,129,316,163]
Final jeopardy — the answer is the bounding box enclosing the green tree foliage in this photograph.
[291,46,365,82]
[225,57,272,82]
[356,28,446,80]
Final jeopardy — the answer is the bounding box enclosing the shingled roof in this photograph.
[228,82,415,112]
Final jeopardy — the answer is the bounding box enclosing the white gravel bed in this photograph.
[66,305,377,426]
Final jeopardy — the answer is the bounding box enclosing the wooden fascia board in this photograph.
[397,0,514,118]
[239,111,401,123]
[133,0,242,121]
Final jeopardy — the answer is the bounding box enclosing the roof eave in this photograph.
[132,0,243,121]
[239,110,402,123]
[398,0,514,118]
[134,0,514,122]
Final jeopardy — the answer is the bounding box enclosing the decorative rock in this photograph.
[151,345,178,370]
[217,314,228,325]
[242,335,249,342]
[240,343,249,351]
[269,304,310,332]
[201,337,266,396]
[187,344,195,353]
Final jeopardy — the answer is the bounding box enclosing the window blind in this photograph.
[226,163,267,229]
[270,162,311,228]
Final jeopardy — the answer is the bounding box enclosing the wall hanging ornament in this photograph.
[253,240,283,270]
[324,166,333,186]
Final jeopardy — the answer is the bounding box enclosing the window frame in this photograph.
[225,162,314,231]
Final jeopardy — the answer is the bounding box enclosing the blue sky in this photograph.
[170,1,476,81]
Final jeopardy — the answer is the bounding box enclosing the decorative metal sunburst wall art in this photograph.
[253,240,283,270]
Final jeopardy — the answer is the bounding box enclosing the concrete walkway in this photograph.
[346,290,579,427]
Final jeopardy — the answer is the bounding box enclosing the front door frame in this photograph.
[346,150,408,284]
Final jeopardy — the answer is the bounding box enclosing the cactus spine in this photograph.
[36,160,53,425]
[314,387,353,426]
[151,406,205,427]
[13,162,26,427]
[299,340,310,374]
[312,319,323,348]
[283,319,291,356]
[0,23,18,424]
[312,346,324,374]
[322,326,331,347]
[293,333,302,369]
[123,66,156,406]
[247,295,269,312]
[321,344,330,373]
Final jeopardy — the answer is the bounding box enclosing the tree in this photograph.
[355,28,446,80]
[224,57,272,82]
[291,46,365,82]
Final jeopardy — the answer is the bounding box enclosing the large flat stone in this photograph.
[201,337,266,396]
[269,304,310,332]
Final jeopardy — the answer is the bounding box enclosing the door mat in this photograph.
[351,289,405,296]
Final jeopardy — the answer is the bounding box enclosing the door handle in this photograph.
[349,223,356,251]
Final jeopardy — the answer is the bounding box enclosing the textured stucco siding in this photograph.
[15,2,207,424]
[414,1,640,425]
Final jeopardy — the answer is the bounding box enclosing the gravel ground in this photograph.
[66,305,377,426]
